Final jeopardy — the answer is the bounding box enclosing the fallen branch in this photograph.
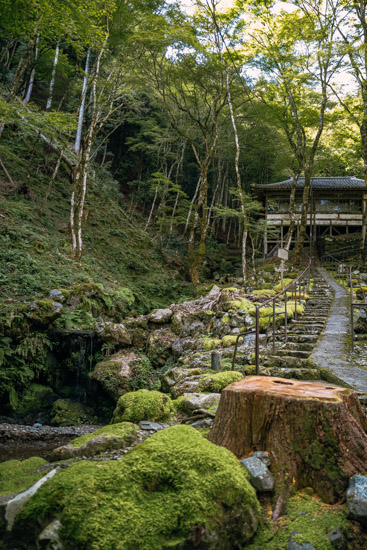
[0,156,16,188]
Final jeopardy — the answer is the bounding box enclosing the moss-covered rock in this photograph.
[90,350,153,400]
[222,335,238,347]
[50,422,138,460]
[11,384,56,417]
[0,457,51,497]
[15,426,260,549]
[94,321,131,346]
[200,337,222,351]
[200,371,243,392]
[146,328,176,367]
[27,299,63,326]
[50,399,95,426]
[111,389,174,423]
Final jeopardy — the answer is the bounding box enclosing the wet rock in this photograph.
[347,475,367,524]
[94,321,131,346]
[139,421,162,431]
[326,526,346,549]
[148,308,173,324]
[288,531,314,550]
[240,457,274,492]
[181,393,221,414]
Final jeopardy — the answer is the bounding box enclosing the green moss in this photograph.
[221,313,230,325]
[221,335,238,347]
[69,422,138,448]
[111,389,174,423]
[251,289,276,298]
[273,278,294,293]
[228,297,256,315]
[16,426,260,549]
[0,457,50,496]
[200,337,222,351]
[247,492,348,550]
[12,384,54,416]
[200,371,243,392]
[50,399,96,427]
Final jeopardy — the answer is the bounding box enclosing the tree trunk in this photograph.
[74,49,90,154]
[285,171,300,251]
[209,376,367,504]
[23,33,39,104]
[46,40,60,111]
[294,168,312,263]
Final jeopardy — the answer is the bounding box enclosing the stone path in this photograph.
[311,267,367,394]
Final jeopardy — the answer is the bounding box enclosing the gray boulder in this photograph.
[181,393,220,414]
[148,308,173,324]
[94,321,131,346]
[347,474,367,524]
[252,451,271,467]
[240,456,274,492]
[38,519,63,550]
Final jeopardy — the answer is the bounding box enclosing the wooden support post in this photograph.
[263,218,268,257]
[280,221,283,248]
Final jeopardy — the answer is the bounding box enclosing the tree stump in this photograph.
[209,376,367,503]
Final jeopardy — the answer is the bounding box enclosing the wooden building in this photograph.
[252,176,366,256]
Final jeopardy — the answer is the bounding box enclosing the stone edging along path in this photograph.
[311,267,367,394]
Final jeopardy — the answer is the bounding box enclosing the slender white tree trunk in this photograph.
[23,33,39,104]
[46,39,60,111]
[74,49,90,154]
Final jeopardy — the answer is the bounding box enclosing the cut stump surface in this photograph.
[209,376,367,503]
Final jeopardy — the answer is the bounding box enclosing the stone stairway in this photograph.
[261,271,333,379]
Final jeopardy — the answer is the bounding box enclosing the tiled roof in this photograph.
[253,176,366,191]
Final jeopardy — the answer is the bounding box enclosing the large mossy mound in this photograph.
[247,491,349,550]
[15,426,260,549]
[111,389,174,423]
[0,457,50,497]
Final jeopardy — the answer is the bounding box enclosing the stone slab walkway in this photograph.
[311,267,367,394]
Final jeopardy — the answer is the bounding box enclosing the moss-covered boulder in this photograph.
[14,426,260,549]
[146,328,176,367]
[27,299,63,326]
[50,399,95,426]
[50,422,138,461]
[90,350,152,400]
[0,457,51,497]
[94,320,131,346]
[11,384,56,417]
[200,371,243,393]
[111,389,174,423]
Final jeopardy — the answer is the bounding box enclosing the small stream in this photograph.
[0,423,101,462]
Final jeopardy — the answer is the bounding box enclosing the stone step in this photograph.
[263,355,308,368]
[270,349,311,359]
[286,334,319,343]
[278,341,314,352]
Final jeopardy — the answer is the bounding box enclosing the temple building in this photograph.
[252,176,367,256]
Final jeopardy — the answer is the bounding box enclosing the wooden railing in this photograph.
[254,261,312,373]
[232,262,312,373]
